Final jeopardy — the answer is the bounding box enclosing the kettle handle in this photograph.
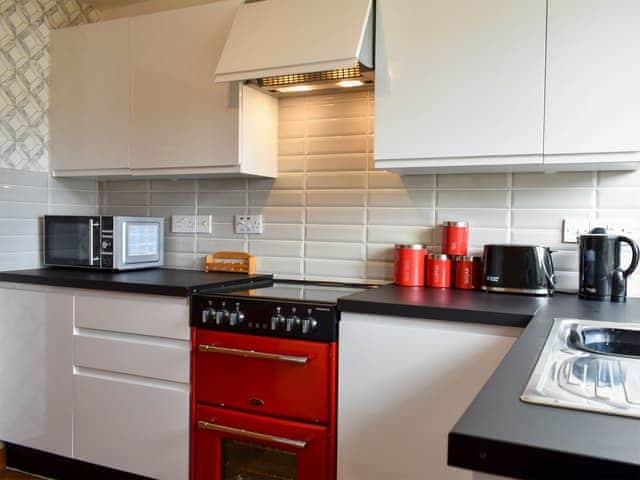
[619,236,640,278]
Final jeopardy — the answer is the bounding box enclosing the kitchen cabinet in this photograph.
[49,0,278,178]
[0,283,73,457]
[72,291,191,480]
[0,285,190,480]
[49,19,131,176]
[374,0,547,173]
[337,312,521,480]
[375,0,640,174]
[543,0,640,167]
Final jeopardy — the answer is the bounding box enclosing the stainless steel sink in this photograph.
[521,318,640,418]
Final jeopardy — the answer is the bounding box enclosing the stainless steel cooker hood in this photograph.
[215,0,374,94]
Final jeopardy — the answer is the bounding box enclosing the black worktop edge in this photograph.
[447,432,640,480]
[336,298,534,328]
[0,272,273,297]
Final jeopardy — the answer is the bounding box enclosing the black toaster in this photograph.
[482,245,555,296]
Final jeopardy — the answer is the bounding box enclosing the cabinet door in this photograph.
[49,20,130,174]
[544,0,640,159]
[74,370,189,480]
[130,1,242,172]
[374,0,546,167]
[0,285,73,457]
[338,313,520,480]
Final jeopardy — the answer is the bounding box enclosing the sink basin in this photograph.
[521,318,640,418]
[568,326,640,358]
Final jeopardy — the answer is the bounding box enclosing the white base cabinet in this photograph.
[0,284,191,480]
[337,313,521,480]
[0,284,73,458]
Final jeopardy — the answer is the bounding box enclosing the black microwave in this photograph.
[43,216,164,270]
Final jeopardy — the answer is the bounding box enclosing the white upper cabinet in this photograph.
[49,0,278,178]
[50,19,131,176]
[544,0,640,167]
[374,0,547,173]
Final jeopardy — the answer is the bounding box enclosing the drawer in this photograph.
[76,291,189,340]
[74,330,190,383]
[74,369,189,480]
[196,330,331,423]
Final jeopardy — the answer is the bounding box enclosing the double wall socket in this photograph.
[563,217,634,243]
[235,215,263,234]
[171,215,212,234]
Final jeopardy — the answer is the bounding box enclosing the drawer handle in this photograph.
[197,421,307,449]
[198,344,308,364]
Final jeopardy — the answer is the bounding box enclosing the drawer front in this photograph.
[196,330,331,423]
[74,370,189,480]
[76,291,189,340]
[74,331,190,383]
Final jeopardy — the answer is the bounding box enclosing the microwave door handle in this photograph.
[88,219,95,266]
[197,421,307,449]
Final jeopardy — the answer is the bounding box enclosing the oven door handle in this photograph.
[197,421,307,449]
[198,344,308,364]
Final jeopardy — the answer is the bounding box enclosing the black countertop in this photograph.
[0,268,272,297]
[337,284,544,327]
[448,295,640,480]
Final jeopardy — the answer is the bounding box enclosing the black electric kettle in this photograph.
[579,228,639,302]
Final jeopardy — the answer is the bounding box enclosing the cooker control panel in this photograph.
[193,296,337,342]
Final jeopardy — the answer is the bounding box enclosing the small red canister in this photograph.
[394,244,428,287]
[427,254,451,288]
[454,256,483,289]
[442,221,469,256]
[454,256,475,289]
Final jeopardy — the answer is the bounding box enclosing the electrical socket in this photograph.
[562,218,591,243]
[235,215,263,234]
[172,215,212,234]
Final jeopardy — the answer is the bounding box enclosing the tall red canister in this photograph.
[394,244,428,286]
[442,221,469,256]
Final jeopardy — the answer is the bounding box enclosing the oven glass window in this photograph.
[221,439,297,480]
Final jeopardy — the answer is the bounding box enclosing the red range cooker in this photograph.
[190,280,369,480]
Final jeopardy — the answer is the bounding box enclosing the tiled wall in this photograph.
[100,89,640,295]
[0,0,100,271]
[0,167,99,270]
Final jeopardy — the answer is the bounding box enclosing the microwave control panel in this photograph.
[100,216,114,268]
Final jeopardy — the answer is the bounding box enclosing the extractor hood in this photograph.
[215,0,374,93]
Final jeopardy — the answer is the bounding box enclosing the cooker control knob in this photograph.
[216,301,229,326]
[201,301,215,324]
[229,302,245,326]
[302,308,319,334]
[286,307,300,333]
[270,307,284,331]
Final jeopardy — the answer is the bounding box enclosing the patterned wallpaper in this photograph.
[0,0,100,172]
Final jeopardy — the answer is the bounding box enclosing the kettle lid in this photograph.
[582,227,614,238]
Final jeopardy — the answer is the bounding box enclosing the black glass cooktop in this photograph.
[214,280,374,305]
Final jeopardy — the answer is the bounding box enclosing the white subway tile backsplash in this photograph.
[512,189,595,209]
[306,207,365,225]
[368,189,435,208]
[513,172,594,188]
[437,173,509,189]
[437,190,509,208]
[306,190,366,207]
[92,91,638,293]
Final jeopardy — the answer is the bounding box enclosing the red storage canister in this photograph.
[442,221,469,256]
[427,254,451,288]
[394,244,428,286]
[454,256,475,289]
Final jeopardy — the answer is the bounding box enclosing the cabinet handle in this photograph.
[198,344,308,364]
[197,421,307,449]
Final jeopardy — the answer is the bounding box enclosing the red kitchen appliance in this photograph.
[190,280,370,480]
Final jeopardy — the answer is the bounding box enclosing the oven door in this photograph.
[195,404,328,480]
[196,331,330,423]
[113,216,164,269]
[43,216,101,268]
